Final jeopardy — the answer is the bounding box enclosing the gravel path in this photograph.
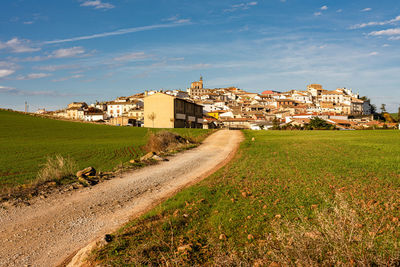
[0,130,243,267]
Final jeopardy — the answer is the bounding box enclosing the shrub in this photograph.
[145,131,189,153]
[36,155,77,185]
[263,194,400,266]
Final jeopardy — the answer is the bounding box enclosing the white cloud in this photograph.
[368,51,379,56]
[389,36,400,40]
[16,73,51,80]
[224,2,258,12]
[336,9,343,13]
[0,38,40,53]
[43,21,190,45]
[0,69,15,78]
[34,64,80,72]
[351,15,400,29]
[52,74,84,82]
[0,85,76,97]
[369,28,400,36]
[80,0,114,10]
[51,47,85,58]
[314,12,322,16]
[320,5,328,10]
[361,8,372,12]
[113,52,151,62]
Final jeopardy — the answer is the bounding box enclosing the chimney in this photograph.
[145,91,148,97]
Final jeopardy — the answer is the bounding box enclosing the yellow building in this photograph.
[144,92,203,128]
[207,110,227,119]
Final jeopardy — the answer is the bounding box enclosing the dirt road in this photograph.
[0,130,243,267]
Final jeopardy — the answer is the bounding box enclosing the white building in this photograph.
[84,112,107,122]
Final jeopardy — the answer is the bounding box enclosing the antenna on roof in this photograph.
[200,74,203,81]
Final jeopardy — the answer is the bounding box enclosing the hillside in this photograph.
[90,130,400,266]
[0,110,209,188]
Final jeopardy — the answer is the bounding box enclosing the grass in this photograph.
[0,110,210,189]
[90,130,400,266]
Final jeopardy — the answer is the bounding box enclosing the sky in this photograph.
[0,0,399,112]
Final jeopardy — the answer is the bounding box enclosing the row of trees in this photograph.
[272,117,337,130]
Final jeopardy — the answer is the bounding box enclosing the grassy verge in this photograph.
[0,110,211,192]
[90,130,400,266]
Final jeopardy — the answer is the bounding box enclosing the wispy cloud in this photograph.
[34,64,81,72]
[0,38,40,53]
[80,0,114,10]
[19,47,88,62]
[314,5,328,16]
[361,8,372,12]
[51,47,85,58]
[224,2,258,12]
[21,13,47,25]
[369,28,400,36]
[52,74,84,82]
[351,15,400,29]
[0,69,15,78]
[43,21,191,45]
[16,73,51,80]
[0,85,76,97]
[113,52,152,62]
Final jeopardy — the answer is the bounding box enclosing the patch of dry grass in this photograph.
[255,194,400,266]
[35,155,77,185]
[145,131,190,153]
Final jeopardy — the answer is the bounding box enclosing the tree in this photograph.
[381,104,386,113]
[147,112,156,128]
[272,117,281,130]
[398,106,400,122]
[370,104,377,115]
[306,117,335,130]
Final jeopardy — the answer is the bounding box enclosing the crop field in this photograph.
[91,130,400,266]
[0,110,209,188]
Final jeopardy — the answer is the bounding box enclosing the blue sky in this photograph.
[0,0,399,112]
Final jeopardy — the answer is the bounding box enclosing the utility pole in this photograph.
[25,101,28,113]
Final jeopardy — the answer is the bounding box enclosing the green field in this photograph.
[91,130,400,266]
[0,110,209,188]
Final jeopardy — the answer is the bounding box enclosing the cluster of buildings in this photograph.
[45,77,387,130]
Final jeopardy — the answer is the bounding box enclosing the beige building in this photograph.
[127,108,144,121]
[307,84,326,98]
[187,76,209,96]
[66,107,85,120]
[144,92,203,128]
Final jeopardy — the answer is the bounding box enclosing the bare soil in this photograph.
[0,130,243,267]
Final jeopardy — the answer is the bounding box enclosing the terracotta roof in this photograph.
[222,118,255,122]
[261,90,275,94]
[329,119,357,125]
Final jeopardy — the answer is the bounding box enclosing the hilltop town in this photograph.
[39,77,395,130]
